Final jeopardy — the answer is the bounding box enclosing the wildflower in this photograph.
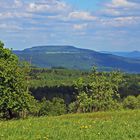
[80,125,91,129]
[97,132,101,135]
[84,125,88,129]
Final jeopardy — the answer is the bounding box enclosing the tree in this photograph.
[123,96,139,109]
[38,98,52,116]
[74,67,123,112]
[51,97,66,116]
[39,97,66,116]
[88,69,123,111]
[68,102,77,113]
[0,41,36,119]
[137,95,140,109]
[77,92,93,113]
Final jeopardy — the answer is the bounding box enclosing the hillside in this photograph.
[103,51,140,59]
[0,110,139,140]
[14,46,140,72]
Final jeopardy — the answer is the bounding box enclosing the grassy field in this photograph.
[0,110,140,140]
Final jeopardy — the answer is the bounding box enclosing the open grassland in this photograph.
[0,110,140,140]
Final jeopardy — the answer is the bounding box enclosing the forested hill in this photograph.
[102,51,140,59]
[14,45,140,73]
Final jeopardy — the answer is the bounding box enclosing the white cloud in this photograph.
[27,1,70,13]
[27,3,50,12]
[102,0,140,17]
[100,16,140,27]
[68,11,96,21]
[0,24,9,29]
[107,0,137,8]
[46,11,96,23]
[0,23,22,30]
[73,23,88,30]
[0,12,32,19]
[102,9,121,16]
[14,0,23,8]
[0,0,140,51]
[0,0,23,9]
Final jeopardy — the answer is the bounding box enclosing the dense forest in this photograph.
[0,41,140,119]
[29,68,140,101]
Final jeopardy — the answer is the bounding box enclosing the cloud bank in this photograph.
[0,0,140,51]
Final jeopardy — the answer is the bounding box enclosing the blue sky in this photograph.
[0,0,140,51]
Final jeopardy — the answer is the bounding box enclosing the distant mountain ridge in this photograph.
[102,51,140,59]
[15,45,96,53]
[13,45,140,73]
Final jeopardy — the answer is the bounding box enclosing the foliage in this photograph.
[68,102,77,113]
[119,74,140,98]
[77,92,93,113]
[38,98,52,116]
[0,41,36,119]
[137,95,140,108]
[74,68,124,112]
[89,69,123,111]
[39,97,66,116]
[29,67,140,105]
[123,96,139,109]
[30,68,88,88]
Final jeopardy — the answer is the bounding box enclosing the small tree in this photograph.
[51,97,66,116]
[123,96,139,109]
[74,67,123,112]
[77,92,93,113]
[88,69,123,111]
[38,98,52,116]
[0,41,36,119]
[68,102,77,113]
[39,97,66,116]
[137,95,140,109]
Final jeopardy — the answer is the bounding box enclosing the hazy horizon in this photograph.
[0,0,140,51]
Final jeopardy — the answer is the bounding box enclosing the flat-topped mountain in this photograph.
[14,45,140,73]
[15,45,95,53]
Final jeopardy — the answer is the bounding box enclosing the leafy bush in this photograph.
[77,92,93,113]
[137,95,140,109]
[39,97,66,116]
[68,102,77,113]
[123,96,139,109]
[74,68,123,112]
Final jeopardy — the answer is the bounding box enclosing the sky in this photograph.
[0,0,140,51]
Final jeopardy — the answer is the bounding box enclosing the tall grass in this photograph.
[0,110,140,140]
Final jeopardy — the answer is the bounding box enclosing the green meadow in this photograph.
[0,110,140,140]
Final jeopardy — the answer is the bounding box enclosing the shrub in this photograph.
[74,68,123,112]
[68,102,77,113]
[51,97,66,116]
[123,96,139,109]
[39,97,66,116]
[137,95,140,108]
